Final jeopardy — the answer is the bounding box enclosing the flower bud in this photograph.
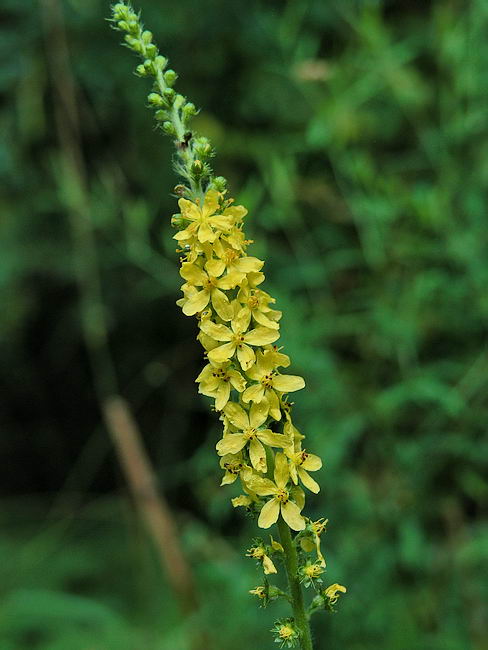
[171,213,185,228]
[212,176,227,192]
[154,110,168,121]
[135,64,147,77]
[141,30,152,44]
[147,92,164,106]
[154,55,168,70]
[163,69,178,85]
[162,121,176,135]
[117,20,129,30]
[145,43,157,58]
[182,102,197,120]
[191,159,203,175]
[163,88,176,104]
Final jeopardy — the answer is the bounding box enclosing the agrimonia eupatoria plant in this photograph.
[109,3,346,647]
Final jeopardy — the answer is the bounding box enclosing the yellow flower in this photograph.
[242,350,305,419]
[216,402,288,473]
[174,190,235,244]
[179,261,241,319]
[285,447,322,494]
[246,543,277,575]
[203,238,264,279]
[200,308,279,370]
[249,585,267,600]
[324,583,347,605]
[236,286,282,330]
[300,518,328,567]
[219,453,246,485]
[247,452,305,531]
[196,360,246,410]
[231,494,253,507]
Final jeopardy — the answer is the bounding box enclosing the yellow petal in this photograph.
[205,258,226,277]
[232,495,252,507]
[224,402,249,430]
[198,221,215,243]
[220,472,238,486]
[200,320,232,342]
[180,263,207,286]
[246,475,277,496]
[249,401,267,428]
[216,434,246,455]
[211,288,233,321]
[232,307,252,334]
[262,555,277,575]
[267,389,282,421]
[237,344,255,370]
[214,382,231,411]
[290,486,305,511]
[228,370,246,392]
[258,498,280,529]
[178,197,200,220]
[208,215,233,231]
[302,453,322,471]
[242,383,265,404]
[274,452,290,489]
[201,190,220,217]
[272,374,305,393]
[249,438,267,473]
[258,430,288,449]
[208,342,237,363]
[252,310,280,329]
[298,468,320,493]
[244,326,280,346]
[182,290,210,316]
[280,501,306,531]
[234,256,264,273]
[218,271,244,291]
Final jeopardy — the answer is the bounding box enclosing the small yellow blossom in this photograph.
[249,586,267,599]
[324,583,347,606]
[246,543,277,575]
[219,453,246,485]
[237,286,282,330]
[174,190,236,244]
[200,309,279,370]
[285,447,322,494]
[179,261,240,319]
[216,402,288,473]
[242,350,305,419]
[300,518,328,567]
[246,453,305,531]
[196,360,246,410]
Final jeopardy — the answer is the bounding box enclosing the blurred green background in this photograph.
[1,0,487,648]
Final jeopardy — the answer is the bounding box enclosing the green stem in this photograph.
[277,517,314,650]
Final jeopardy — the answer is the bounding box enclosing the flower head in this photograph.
[246,453,305,530]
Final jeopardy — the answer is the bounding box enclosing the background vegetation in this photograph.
[1,0,487,648]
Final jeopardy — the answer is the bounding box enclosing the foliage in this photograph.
[1,0,487,649]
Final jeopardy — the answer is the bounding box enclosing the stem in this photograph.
[277,517,314,650]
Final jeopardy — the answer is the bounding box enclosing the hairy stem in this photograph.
[277,517,314,650]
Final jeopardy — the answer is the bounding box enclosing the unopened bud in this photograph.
[191,159,203,175]
[163,69,178,86]
[141,30,152,44]
[147,92,164,106]
[162,121,176,135]
[154,55,168,70]
[145,43,157,58]
[163,88,175,103]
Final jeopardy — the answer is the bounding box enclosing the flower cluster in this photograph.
[174,189,318,531]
